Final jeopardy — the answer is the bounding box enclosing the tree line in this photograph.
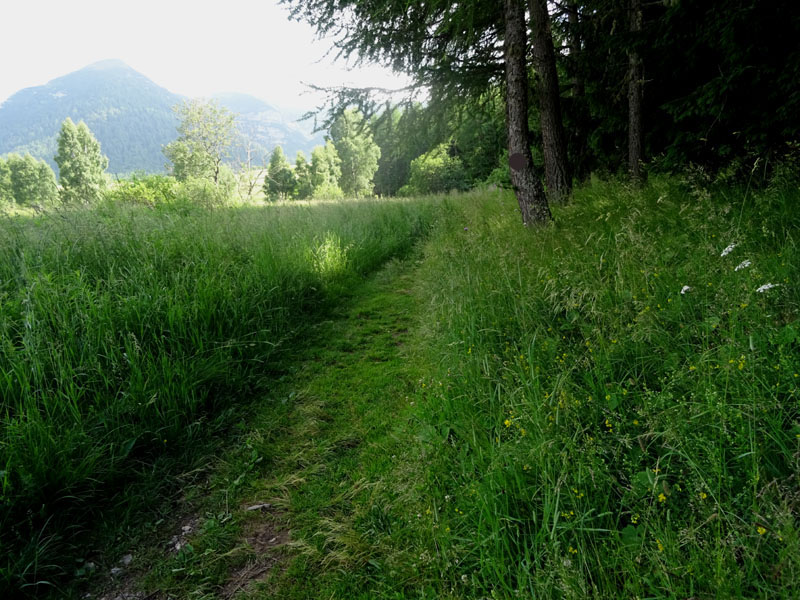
[282,0,800,223]
[4,0,795,210]
[0,118,108,208]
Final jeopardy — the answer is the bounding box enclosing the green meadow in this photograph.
[1,175,798,598]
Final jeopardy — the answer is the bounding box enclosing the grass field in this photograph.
[2,175,798,598]
[0,196,441,591]
[403,176,799,598]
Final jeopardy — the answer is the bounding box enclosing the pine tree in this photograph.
[54,118,108,204]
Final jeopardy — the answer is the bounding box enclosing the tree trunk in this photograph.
[627,0,644,183]
[567,0,589,181]
[504,0,551,226]
[529,0,571,203]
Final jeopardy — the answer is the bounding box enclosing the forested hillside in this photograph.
[0,61,321,174]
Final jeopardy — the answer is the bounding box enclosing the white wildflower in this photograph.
[680,286,692,295]
[720,242,737,257]
[735,260,752,271]
[756,283,779,293]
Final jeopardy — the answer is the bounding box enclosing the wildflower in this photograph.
[757,526,767,535]
[656,538,664,552]
[658,493,667,503]
[689,365,696,371]
[720,242,737,257]
[568,546,578,554]
[631,514,639,524]
[504,419,511,427]
[756,283,779,293]
[633,419,639,425]
[699,492,707,500]
[680,285,691,295]
[735,260,752,271]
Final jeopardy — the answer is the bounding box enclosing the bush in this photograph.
[105,174,178,206]
[402,143,470,196]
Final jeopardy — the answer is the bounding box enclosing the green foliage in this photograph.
[406,178,800,598]
[177,166,237,208]
[292,151,314,200]
[264,146,296,201]
[484,150,511,188]
[309,141,344,199]
[0,160,12,204]
[104,173,178,206]
[399,142,469,196]
[0,154,58,206]
[164,100,237,183]
[54,118,108,204]
[310,141,341,188]
[371,103,444,196]
[0,195,441,593]
[329,109,381,197]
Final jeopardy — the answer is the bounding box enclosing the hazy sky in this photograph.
[0,0,408,111]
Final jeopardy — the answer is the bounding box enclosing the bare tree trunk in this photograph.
[529,0,571,203]
[504,0,551,226]
[627,0,644,183]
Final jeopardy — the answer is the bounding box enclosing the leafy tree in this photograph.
[164,100,237,184]
[54,118,108,204]
[449,92,507,185]
[283,0,550,221]
[310,141,343,198]
[264,146,296,200]
[1,154,58,206]
[370,103,444,196]
[399,143,469,196]
[294,151,314,199]
[329,109,380,197]
[0,159,12,204]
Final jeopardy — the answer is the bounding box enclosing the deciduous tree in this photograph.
[329,109,381,197]
[264,146,296,200]
[164,100,237,184]
[54,118,108,204]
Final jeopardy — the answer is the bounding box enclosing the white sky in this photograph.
[0,0,409,113]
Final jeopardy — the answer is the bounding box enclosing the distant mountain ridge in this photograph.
[0,60,323,174]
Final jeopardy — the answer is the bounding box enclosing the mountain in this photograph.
[212,92,324,165]
[0,61,323,174]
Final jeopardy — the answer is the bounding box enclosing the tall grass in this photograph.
[410,178,799,598]
[0,196,439,590]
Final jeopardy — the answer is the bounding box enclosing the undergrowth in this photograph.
[405,177,799,598]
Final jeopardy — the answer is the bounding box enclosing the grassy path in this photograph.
[101,256,429,599]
